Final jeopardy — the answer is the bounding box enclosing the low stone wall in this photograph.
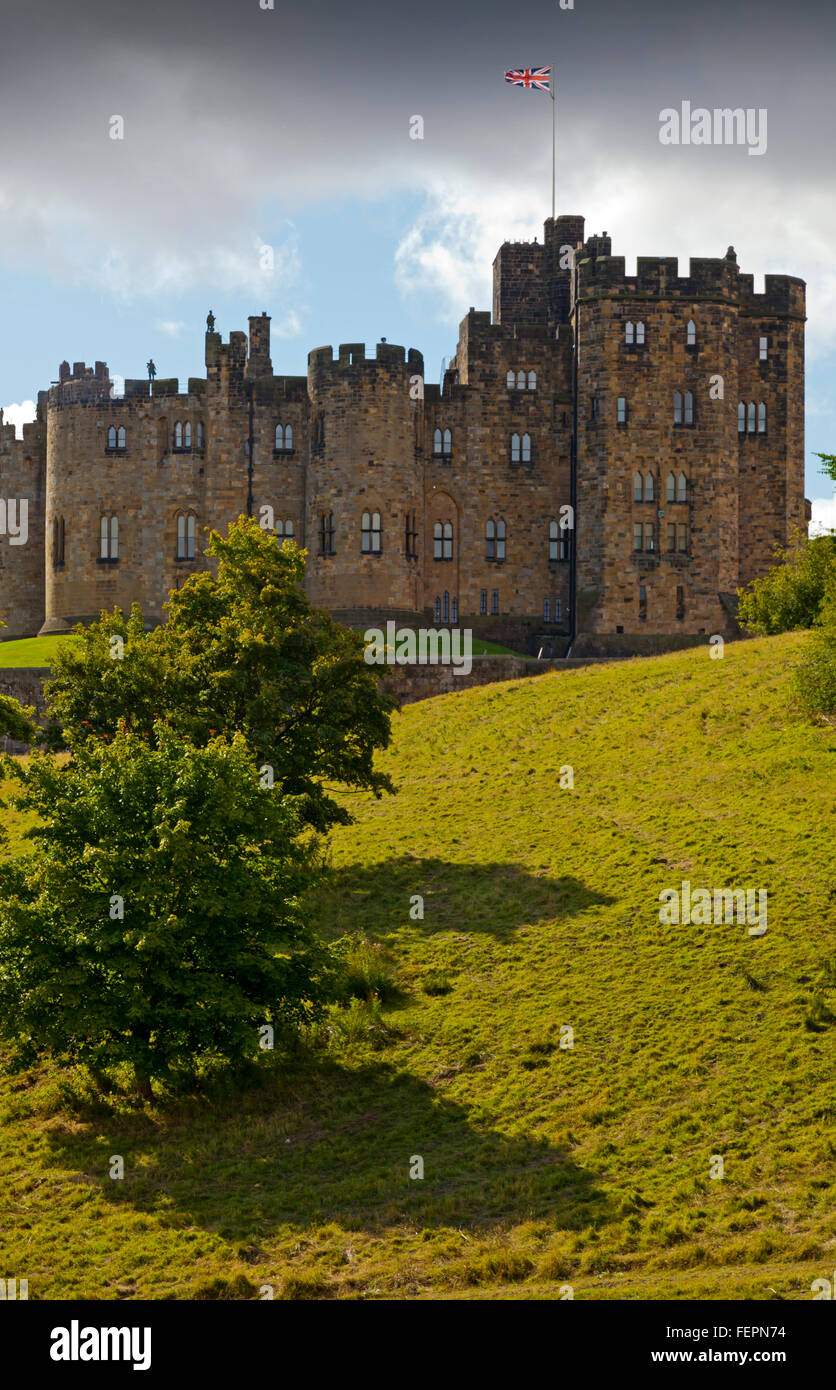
[0,659,623,730]
[0,668,49,717]
[382,654,620,704]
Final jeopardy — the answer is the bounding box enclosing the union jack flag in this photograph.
[504,67,551,92]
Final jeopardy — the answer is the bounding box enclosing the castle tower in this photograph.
[306,341,424,622]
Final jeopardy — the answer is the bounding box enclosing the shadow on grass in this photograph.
[42,1056,610,1241]
[309,856,615,942]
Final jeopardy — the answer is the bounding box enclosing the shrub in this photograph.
[794,587,836,719]
[0,724,334,1093]
[737,531,836,635]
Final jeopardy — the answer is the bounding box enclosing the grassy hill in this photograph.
[0,632,834,1300]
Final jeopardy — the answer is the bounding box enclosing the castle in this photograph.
[0,214,809,655]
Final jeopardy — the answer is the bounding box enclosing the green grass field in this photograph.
[0,634,79,667]
[0,632,834,1300]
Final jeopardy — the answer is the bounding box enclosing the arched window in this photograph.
[434,596,441,622]
[486,518,495,560]
[667,472,675,503]
[521,432,531,463]
[176,513,196,560]
[275,424,283,448]
[117,426,125,449]
[758,402,766,433]
[285,424,293,449]
[684,391,694,425]
[506,370,515,390]
[443,428,452,454]
[443,590,450,621]
[100,514,118,561]
[686,319,696,346]
[197,421,205,448]
[510,433,521,463]
[183,421,192,448]
[634,472,643,503]
[451,596,458,623]
[625,320,634,345]
[285,519,294,538]
[645,472,654,502]
[677,472,687,502]
[361,511,382,553]
[496,519,506,561]
[636,321,645,345]
[738,402,746,433]
[107,425,117,448]
[433,428,442,455]
[748,401,756,433]
[174,421,183,448]
[434,521,453,560]
[674,391,683,425]
[516,370,526,390]
[527,370,536,391]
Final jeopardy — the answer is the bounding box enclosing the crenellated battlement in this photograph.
[49,359,112,406]
[575,248,805,318]
[308,342,424,372]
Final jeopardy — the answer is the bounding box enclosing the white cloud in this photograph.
[809,496,836,536]
[393,160,836,362]
[1,401,37,439]
[156,320,187,337]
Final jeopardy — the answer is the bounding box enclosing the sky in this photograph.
[0,0,834,529]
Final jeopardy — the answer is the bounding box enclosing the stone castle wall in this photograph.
[0,215,807,652]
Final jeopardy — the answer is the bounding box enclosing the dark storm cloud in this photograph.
[0,0,834,341]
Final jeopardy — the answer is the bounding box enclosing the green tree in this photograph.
[44,519,395,829]
[737,530,836,635]
[814,451,836,485]
[0,723,332,1094]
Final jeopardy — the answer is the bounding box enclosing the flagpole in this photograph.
[551,67,556,222]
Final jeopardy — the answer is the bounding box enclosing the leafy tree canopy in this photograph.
[0,723,334,1089]
[44,519,395,830]
[737,529,836,636]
